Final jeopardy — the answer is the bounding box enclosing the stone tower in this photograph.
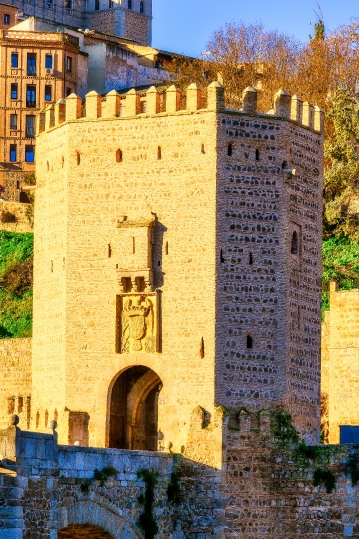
[87,0,152,45]
[33,83,323,450]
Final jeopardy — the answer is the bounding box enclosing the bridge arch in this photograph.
[58,500,140,539]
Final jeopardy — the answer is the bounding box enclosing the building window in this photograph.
[140,1,144,13]
[246,334,253,349]
[4,14,10,24]
[66,56,72,72]
[116,148,123,162]
[10,83,18,99]
[95,0,99,9]
[45,54,53,69]
[11,52,18,68]
[291,231,298,254]
[9,144,17,162]
[127,0,132,8]
[66,87,72,97]
[27,53,36,76]
[340,426,359,444]
[10,114,17,130]
[65,0,72,8]
[228,143,233,156]
[46,0,53,8]
[25,115,35,138]
[108,0,113,6]
[26,84,36,107]
[45,85,52,101]
[25,145,35,163]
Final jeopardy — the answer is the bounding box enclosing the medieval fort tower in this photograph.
[32,82,323,451]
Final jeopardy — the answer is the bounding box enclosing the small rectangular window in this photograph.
[26,84,36,107]
[25,145,35,163]
[65,0,72,9]
[45,54,53,69]
[66,87,72,97]
[4,14,10,24]
[45,85,52,101]
[10,114,17,130]
[25,115,35,138]
[9,144,17,162]
[340,426,359,444]
[46,0,53,6]
[10,83,18,99]
[66,56,72,72]
[109,0,113,7]
[27,53,36,76]
[127,0,132,8]
[11,52,18,68]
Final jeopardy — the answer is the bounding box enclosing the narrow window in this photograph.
[25,115,35,137]
[136,276,145,292]
[45,85,52,102]
[157,146,162,160]
[141,101,147,113]
[127,0,132,8]
[10,114,17,130]
[247,334,253,349]
[95,0,99,9]
[11,83,18,99]
[65,0,72,8]
[227,143,232,156]
[66,56,72,72]
[255,149,260,161]
[11,52,18,68]
[27,53,36,76]
[36,411,40,428]
[46,0,53,7]
[25,145,35,163]
[26,84,36,107]
[76,151,80,165]
[200,337,204,359]
[8,398,15,414]
[165,241,168,255]
[122,277,132,292]
[9,144,17,162]
[108,244,111,258]
[109,0,113,7]
[158,260,161,266]
[116,148,123,162]
[4,14,10,24]
[51,260,53,272]
[291,231,298,254]
[249,251,253,265]
[201,143,205,154]
[18,397,23,413]
[45,54,53,69]
[66,87,72,97]
[16,180,20,189]
[132,237,135,254]
[140,0,144,13]
[47,160,49,171]
[282,160,288,169]
[45,409,49,428]
[220,249,225,263]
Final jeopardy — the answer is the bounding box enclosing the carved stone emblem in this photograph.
[119,294,158,353]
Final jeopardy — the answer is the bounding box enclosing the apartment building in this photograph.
[0,3,19,29]
[0,28,87,197]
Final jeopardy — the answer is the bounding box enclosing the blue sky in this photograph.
[152,0,359,56]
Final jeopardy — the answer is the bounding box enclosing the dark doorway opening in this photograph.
[109,366,162,451]
[59,524,114,538]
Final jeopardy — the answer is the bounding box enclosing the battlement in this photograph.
[36,82,324,136]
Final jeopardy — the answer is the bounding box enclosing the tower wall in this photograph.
[34,83,323,450]
[215,112,323,443]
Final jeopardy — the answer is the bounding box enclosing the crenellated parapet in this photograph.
[36,82,324,136]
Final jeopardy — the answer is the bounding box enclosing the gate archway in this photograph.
[109,365,162,450]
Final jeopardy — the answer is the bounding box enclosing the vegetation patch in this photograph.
[93,466,118,486]
[313,468,336,493]
[0,231,33,338]
[345,457,359,487]
[167,471,181,504]
[137,469,158,539]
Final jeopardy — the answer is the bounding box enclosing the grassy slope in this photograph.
[0,231,33,338]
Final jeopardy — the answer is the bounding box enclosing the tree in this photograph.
[324,88,359,239]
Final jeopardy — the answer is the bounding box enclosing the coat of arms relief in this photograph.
[120,294,158,353]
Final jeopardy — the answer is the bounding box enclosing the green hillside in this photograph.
[0,231,33,338]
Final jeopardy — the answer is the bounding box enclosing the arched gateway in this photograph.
[108,366,162,450]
